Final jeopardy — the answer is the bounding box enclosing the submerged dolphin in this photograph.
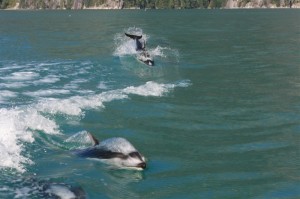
[7,176,86,199]
[73,133,146,170]
[44,183,86,199]
[125,33,154,66]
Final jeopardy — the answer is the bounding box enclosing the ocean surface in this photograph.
[0,9,299,198]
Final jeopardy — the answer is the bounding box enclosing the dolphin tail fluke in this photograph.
[125,33,142,40]
[87,132,100,146]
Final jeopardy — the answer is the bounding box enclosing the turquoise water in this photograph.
[1,9,300,198]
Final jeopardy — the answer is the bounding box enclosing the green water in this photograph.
[0,9,299,198]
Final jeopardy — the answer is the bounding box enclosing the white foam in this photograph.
[122,80,191,97]
[36,98,86,116]
[149,46,169,58]
[0,186,10,191]
[35,92,126,116]
[114,38,138,56]
[45,185,76,199]
[0,63,25,72]
[36,81,190,116]
[123,81,170,97]
[2,71,39,81]
[75,90,95,95]
[0,90,17,103]
[70,79,88,84]
[36,62,61,67]
[33,75,60,84]
[64,131,93,149]
[0,107,59,172]
[14,187,31,198]
[97,81,108,90]
[62,79,89,90]
[0,108,33,172]
[175,79,192,88]
[63,83,79,90]
[24,89,70,97]
[0,82,27,89]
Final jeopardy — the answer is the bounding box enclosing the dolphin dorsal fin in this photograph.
[125,33,142,40]
[87,133,99,146]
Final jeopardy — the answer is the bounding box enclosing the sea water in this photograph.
[0,9,299,198]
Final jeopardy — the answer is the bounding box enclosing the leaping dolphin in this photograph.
[125,33,154,66]
[73,133,146,170]
[125,33,144,51]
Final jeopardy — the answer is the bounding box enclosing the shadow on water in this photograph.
[91,167,146,198]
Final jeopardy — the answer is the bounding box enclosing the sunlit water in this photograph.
[0,9,299,198]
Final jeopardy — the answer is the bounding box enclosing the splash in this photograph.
[113,27,143,56]
[0,108,59,172]
[64,131,93,150]
[114,27,155,56]
[113,27,179,65]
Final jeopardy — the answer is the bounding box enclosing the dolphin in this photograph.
[44,183,86,199]
[125,33,144,51]
[125,33,154,66]
[6,176,86,199]
[73,133,146,170]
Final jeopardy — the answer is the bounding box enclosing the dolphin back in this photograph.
[73,147,127,159]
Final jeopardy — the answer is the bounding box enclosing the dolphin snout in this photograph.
[137,162,146,169]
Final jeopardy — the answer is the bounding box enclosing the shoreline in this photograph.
[4,7,300,10]
[3,3,300,10]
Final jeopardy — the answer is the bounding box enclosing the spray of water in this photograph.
[114,27,180,66]
[114,27,165,58]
